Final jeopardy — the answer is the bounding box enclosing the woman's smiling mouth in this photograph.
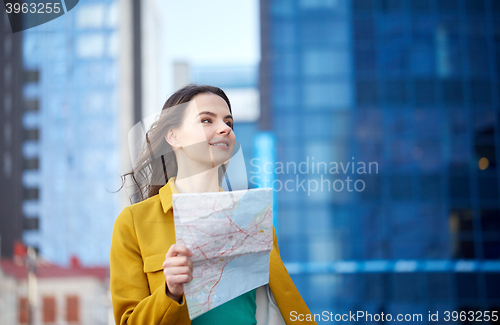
[209,139,230,149]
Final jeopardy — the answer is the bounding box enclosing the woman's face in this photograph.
[166,92,236,170]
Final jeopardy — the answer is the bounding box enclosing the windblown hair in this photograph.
[121,84,233,204]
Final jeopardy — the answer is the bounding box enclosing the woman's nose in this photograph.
[218,122,232,135]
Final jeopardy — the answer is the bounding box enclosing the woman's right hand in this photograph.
[163,244,193,302]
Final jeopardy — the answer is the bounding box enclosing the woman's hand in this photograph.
[163,244,193,302]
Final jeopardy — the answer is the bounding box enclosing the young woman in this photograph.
[110,84,316,325]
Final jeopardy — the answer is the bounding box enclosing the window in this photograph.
[76,34,105,58]
[355,45,376,72]
[455,274,478,300]
[478,176,499,201]
[356,79,378,104]
[24,99,39,112]
[302,49,350,78]
[273,52,297,78]
[483,240,500,259]
[301,21,349,45]
[354,18,375,40]
[3,152,12,177]
[272,0,294,16]
[392,274,422,301]
[106,3,119,28]
[4,121,11,144]
[299,0,347,11]
[379,38,410,73]
[427,273,452,301]
[448,177,471,200]
[449,209,473,232]
[385,79,407,103]
[390,174,414,200]
[4,34,12,55]
[66,296,79,323]
[437,0,458,13]
[470,80,492,104]
[467,18,487,40]
[435,25,462,77]
[43,296,56,323]
[4,93,12,114]
[411,0,432,14]
[420,174,441,200]
[108,32,119,57]
[24,187,39,200]
[24,158,39,170]
[481,209,500,233]
[465,0,485,13]
[24,129,39,141]
[303,81,352,109]
[273,82,298,109]
[391,138,415,167]
[414,79,435,104]
[18,297,28,324]
[23,69,39,83]
[381,0,402,12]
[468,39,490,75]
[360,174,381,200]
[454,240,476,259]
[486,274,500,299]
[23,217,39,230]
[76,4,105,29]
[272,22,295,45]
[411,46,435,76]
[353,0,373,13]
[358,141,383,164]
[441,79,463,104]
[4,64,11,85]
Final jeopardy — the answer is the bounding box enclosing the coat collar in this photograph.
[159,176,225,213]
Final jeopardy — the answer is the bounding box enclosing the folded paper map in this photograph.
[172,187,273,319]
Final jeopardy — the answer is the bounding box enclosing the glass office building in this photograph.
[261,0,500,319]
[21,0,122,266]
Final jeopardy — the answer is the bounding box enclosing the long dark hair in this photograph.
[121,84,233,204]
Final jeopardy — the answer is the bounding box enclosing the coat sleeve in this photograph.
[110,207,190,325]
[269,226,318,325]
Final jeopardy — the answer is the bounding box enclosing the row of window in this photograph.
[356,79,498,105]
[353,273,500,302]
[353,0,500,14]
[19,295,79,324]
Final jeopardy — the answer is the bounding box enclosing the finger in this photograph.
[163,256,192,268]
[164,266,191,276]
[166,244,193,258]
[167,274,192,285]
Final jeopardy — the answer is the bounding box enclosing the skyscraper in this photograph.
[19,0,144,266]
[261,0,500,316]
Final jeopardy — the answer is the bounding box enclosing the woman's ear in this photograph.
[165,130,181,149]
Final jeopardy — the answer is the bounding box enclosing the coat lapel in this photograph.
[159,176,225,214]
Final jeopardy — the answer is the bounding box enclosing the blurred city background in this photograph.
[1,0,499,324]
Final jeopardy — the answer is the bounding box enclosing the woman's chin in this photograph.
[208,155,232,167]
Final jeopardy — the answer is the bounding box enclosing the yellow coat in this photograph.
[110,176,317,324]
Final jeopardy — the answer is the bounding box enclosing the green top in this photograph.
[191,288,257,325]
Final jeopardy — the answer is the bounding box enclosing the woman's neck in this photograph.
[174,167,220,193]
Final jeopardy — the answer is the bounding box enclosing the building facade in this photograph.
[19,0,145,266]
[0,1,26,259]
[0,257,110,325]
[261,0,500,318]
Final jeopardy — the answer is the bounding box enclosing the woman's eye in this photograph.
[201,118,232,128]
